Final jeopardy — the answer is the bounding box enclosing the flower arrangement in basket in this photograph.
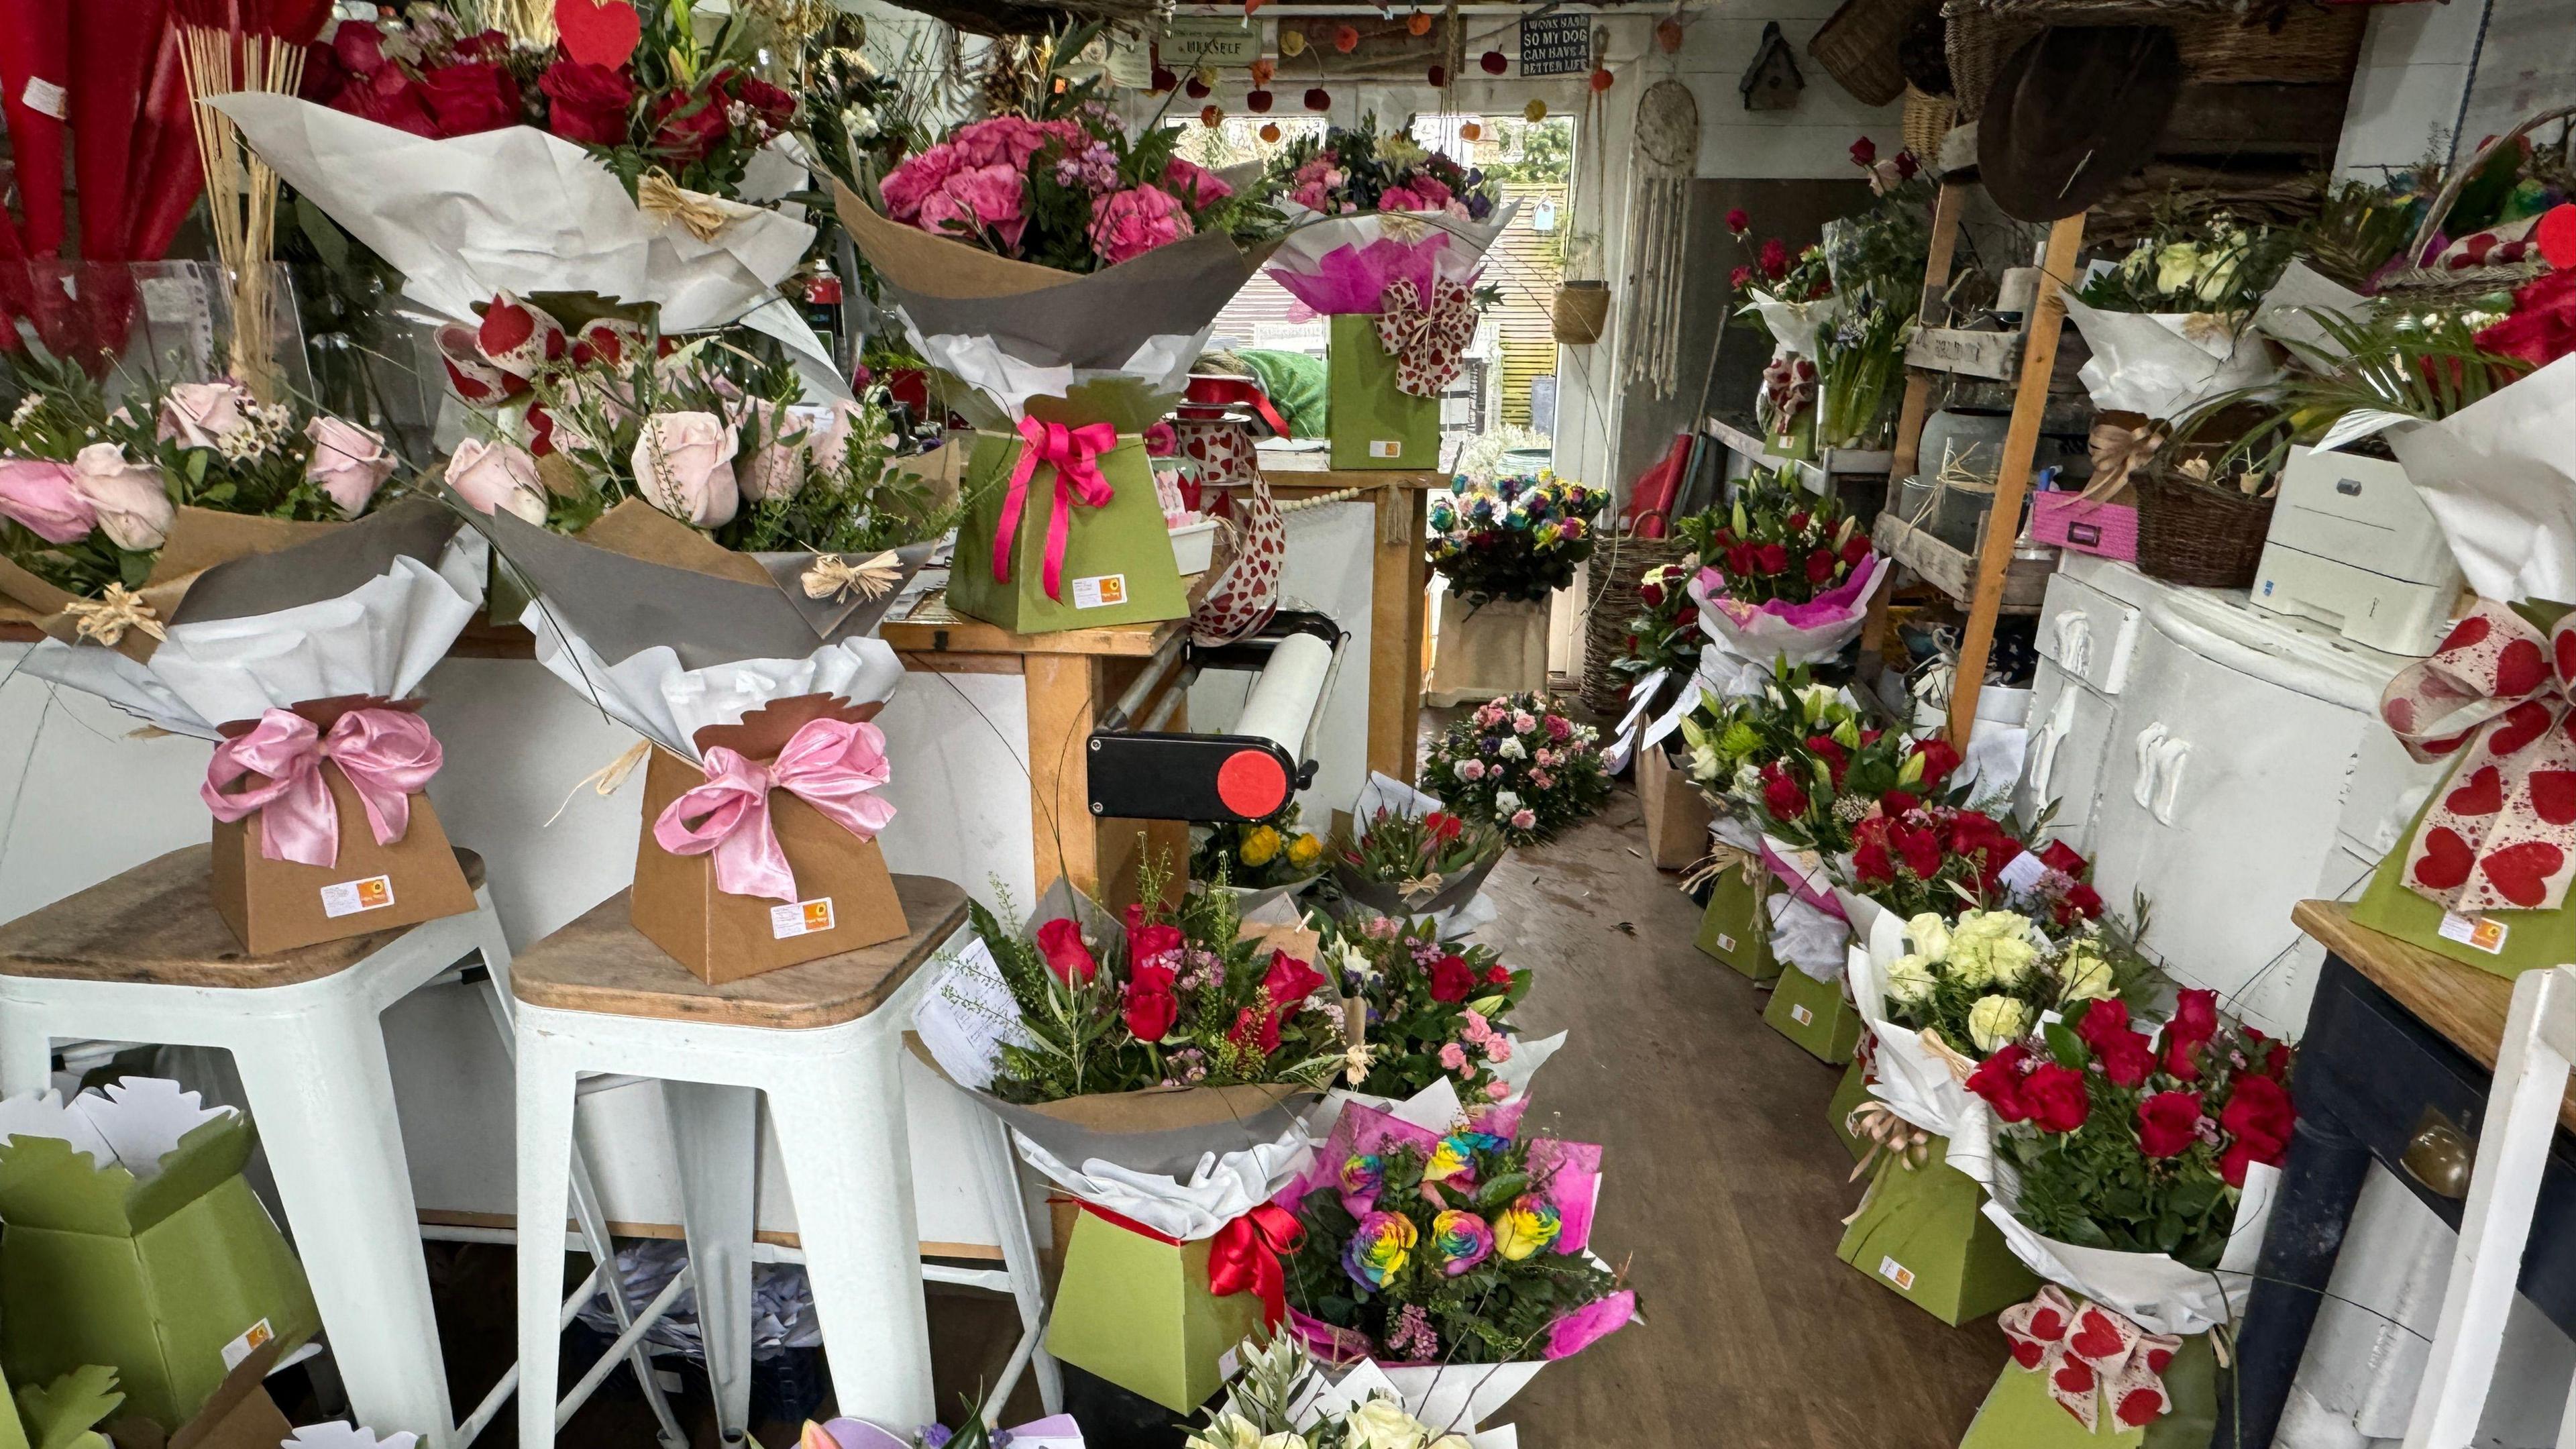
[1320,914,1531,1108]
[1420,694,1610,847]
[1426,471,1605,607]
[1330,802,1506,922]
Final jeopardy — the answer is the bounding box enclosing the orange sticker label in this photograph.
[771,898,837,939]
[320,875,396,918]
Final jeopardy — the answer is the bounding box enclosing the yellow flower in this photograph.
[1492,1196,1562,1261]
[1967,994,2031,1052]
[2061,941,2118,1001]
[1287,832,1323,869]
[1239,826,1282,867]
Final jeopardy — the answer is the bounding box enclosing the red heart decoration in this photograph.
[2498,638,2549,697]
[479,299,536,356]
[2053,1360,2096,1396]
[2426,729,2475,757]
[2029,1307,2065,1340]
[2416,826,2477,890]
[2447,765,2506,816]
[2538,203,2576,271]
[2481,839,2565,907]
[2491,700,2557,757]
[2010,1340,2045,1368]
[2145,1346,2174,1373]
[2115,1388,2167,1428]
[2069,1311,2127,1361]
[2534,771,2576,826]
[2557,628,2576,684]
[557,0,643,68]
[2440,613,2493,654]
[2385,697,2417,732]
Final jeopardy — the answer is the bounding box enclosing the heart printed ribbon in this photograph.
[1999,1287,2182,1433]
[651,718,897,904]
[1373,276,1477,398]
[2381,600,2576,913]
[995,415,1120,602]
[201,708,443,868]
[1079,1200,1306,1329]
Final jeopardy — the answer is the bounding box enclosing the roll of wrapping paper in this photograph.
[1230,631,1332,757]
[0,0,72,256]
[119,20,200,262]
[72,0,168,262]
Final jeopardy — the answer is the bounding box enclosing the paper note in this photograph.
[1071,574,1128,609]
[915,937,1032,1089]
[1996,851,2049,896]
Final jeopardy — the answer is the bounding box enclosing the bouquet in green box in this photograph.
[1426,471,1605,606]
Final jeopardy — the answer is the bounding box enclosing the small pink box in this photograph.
[2030,491,2139,560]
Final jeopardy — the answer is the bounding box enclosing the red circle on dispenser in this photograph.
[1216,750,1290,818]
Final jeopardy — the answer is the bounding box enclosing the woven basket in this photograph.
[1579,518,1699,716]
[1902,85,1958,158]
[1553,282,1611,345]
[1811,0,1941,107]
[2373,101,2576,304]
[2133,466,2276,588]
[1946,0,2367,118]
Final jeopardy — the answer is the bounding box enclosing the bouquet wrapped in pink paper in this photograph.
[1260,117,1516,316]
[1683,469,1888,689]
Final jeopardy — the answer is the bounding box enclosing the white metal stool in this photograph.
[0,844,681,1449]
[508,873,1056,1448]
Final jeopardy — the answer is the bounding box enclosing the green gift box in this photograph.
[1046,1208,1264,1413]
[0,1086,320,1430]
[1326,315,1440,471]
[1764,965,1861,1064]
[1696,873,1779,981]
[1957,1336,2218,1449]
[1828,1057,1874,1163]
[2351,765,2575,978]
[1835,1134,2038,1326]
[945,427,1189,636]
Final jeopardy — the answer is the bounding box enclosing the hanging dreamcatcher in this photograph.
[1619,74,1701,400]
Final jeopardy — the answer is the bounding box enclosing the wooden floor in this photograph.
[1484,782,2004,1448]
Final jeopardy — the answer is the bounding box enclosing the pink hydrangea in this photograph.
[915,162,1030,252]
[1088,184,1194,265]
[949,115,1070,172]
[1162,156,1232,210]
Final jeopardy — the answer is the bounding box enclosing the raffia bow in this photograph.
[2381,600,2576,914]
[1999,1287,2185,1434]
[1682,839,1765,892]
[801,550,902,602]
[2084,419,2164,498]
[1842,1100,1933,1197]
[1373,276,1477,398]
[63,584,165,647]
[1398,871,1445,904]
[637,170,741,242]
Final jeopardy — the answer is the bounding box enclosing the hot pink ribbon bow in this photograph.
[651,718,897,904]
[201,708,443,868]
[1999,1287,2182,1433]
[2381,600,2576,914]
[995,415,1120,603]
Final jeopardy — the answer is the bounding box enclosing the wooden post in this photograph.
[1888,182,1969,484]
[1024,653,1099,899]
[1368,482,1434,784]
[1946,213,2084,749]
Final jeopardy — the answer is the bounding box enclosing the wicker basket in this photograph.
[1553,282,1611,345]
[1811,0,1943,107]
[1902,85,1958,158]
[2372,101,2576,304]
[1578,517,1699,716]
[2133,466,2276,588]
[1946,0,2367,119]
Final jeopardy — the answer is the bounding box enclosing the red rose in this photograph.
[1761,763,1810,820]
[1130,922,1185,965]
[1966,1042,2034,1121]
[1124,984,1178,1042]
[1804,547,1838,584]
[721,68,798,131]
[1839,533,1870,566]
[2039,839,2087,877]
[2217,1140,2266,1187]
[333,23,390,74]
[1849,135,1877,166]
[419,59,523,137]
[1893,821,1941,879]
[1723,543,1758,578]
[1948,811,2023,886]
[1429,953,1477,1003]
[2220,1072,2294,1155]
[2163,987,2220,1076]
[2020,1063,2091,1134]
[1729,264,1753,291]
[331,64,439,137]
[2074,1000,2155,1087]
[1756,543,1790,576]
[1894,151,1920,180]
[1227,1004,1282,1055]
[648,86,732,165]
[539,60,634,146]
[1639,579,1665,607]
[2057,883,2104,923]
[1804,735,1849,786]
[1880,789,1921,816]
[1724,207,1750,235]
[1788,511,1811,531]
[1425,811,1465,844]
[2137,1091,2203,1158]
[2075,998,2133,1051]
[1758,237,1790,280]
[1908,738,1962,790]
[1034,918,1097,985]
[1263,949,1327,1009]
[1483,964,1513,986]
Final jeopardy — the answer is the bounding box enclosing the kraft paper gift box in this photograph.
[1327,316,1440,471]
[0,1082,319,1432]
[1638,743,1714,871]
[1828,1056,1873,1163]
[1834,1134,2038,1326]
[1957,1332,2217,1449]
[1764,963,1860,1063]
[1695,871,1778,981]
[943,421,1190,635]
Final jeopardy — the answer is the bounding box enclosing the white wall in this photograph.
[2335,0,2491,177]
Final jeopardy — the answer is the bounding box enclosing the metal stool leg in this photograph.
[665,1080,761,1446]
[975,1118,1061,1413]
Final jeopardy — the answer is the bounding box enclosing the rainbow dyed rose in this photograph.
[1492,1195,1562,1262]
[1424,1130,1508,1185]
[1343,1210,1418,1289]
[1430,1208,1495,1276]
[1340,1152,1385,1197]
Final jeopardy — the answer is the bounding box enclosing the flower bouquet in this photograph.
[1965,987,2292,1439]
[1682,470,1886,688]
[1327,773,1507,927]
[804,1413,1083,1449]
[1420,693,1609,848]
[2063,216,2292,427]
[1274,1097,1635,1430]
[1189,1334,1516,1449]
[1601,559,1702,774]
[216,2,819,345]
[1316,914,1554,1116]
[1195,805,1328,914]
[1426,471,1603,608]
[1814,292,1913,449]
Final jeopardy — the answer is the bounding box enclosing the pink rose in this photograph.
[880,141,959,221]
[1438,1042,1468,1071]
[444,437,547,523]
[0,459,97,543]
[807,398,882,470]
[1378,184,1425,213]
[157,380,254,449]
[303,416,396,517]
[736,400,810,503]
[1291,180,1330,212]
[68,445,172,549]
[1089,184,1194,266]
[949,115,1057,171]
[631,411,740,528]
[1162,156,1232,209]
[1511,809,1536,830]
[1409,176,1453,209]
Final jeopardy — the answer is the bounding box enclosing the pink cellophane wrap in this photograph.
[1690,551,1890,686]
[1269,234,1474,316]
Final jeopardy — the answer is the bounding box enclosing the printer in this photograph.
[2249,445,2461,656]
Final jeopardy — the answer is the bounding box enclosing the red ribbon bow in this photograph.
[1998,1287,2180,1433]
[201,707,442,869]
[1078,1200,1304,1330]
[996,415,1120,604]
[2381,600,2576,913]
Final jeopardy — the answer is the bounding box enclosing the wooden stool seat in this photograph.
[0,845,487,989]
[511,875,968,1030]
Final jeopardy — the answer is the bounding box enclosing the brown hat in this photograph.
[1980,25,2183,223]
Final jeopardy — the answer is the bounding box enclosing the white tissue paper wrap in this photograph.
[1748,290,1841,360]
[2387,354,2576,604]
[0,1077,234,1177]
[1768,894,1850,983]
[1846,904,1996,1182]
[908,328,1210,423]
[1288,1360,1518,1448]
[1981,1163,2278,1338]
[2253,260,2371,370]
[286,1428,422,1449]
[520,601,904,764]
[1012,1128,1313,1243]
[209,93,815,333]
[17,532,484,739]
[2060,295,2279,422]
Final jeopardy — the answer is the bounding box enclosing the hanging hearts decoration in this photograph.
[556,0,643,68]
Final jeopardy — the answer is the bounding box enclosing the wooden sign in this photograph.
[1159,15,1263,68]
[1518,12,1589,76]
[1906,327,2022,383]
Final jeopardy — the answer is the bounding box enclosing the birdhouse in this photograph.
[1739,21,1804,111]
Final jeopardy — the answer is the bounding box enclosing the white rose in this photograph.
[1986,936,2038,986]
[1886,953,1937,1005]
[1968,994,2032,1052]
[1494,790,1521,813]
[1498,737,1526,760]
[1346,1396,1432,1449]
[2061,943,2117,1001]
[1905,912,1950,963]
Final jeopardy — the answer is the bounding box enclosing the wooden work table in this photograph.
[2226,900,2576,1447]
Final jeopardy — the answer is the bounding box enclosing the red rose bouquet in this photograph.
[1684,469,1888,680]
[1329,799,1506,921]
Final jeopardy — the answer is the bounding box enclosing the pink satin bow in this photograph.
[651,718,897,904]
[995,415,1120,603]
[201,708,443,868]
